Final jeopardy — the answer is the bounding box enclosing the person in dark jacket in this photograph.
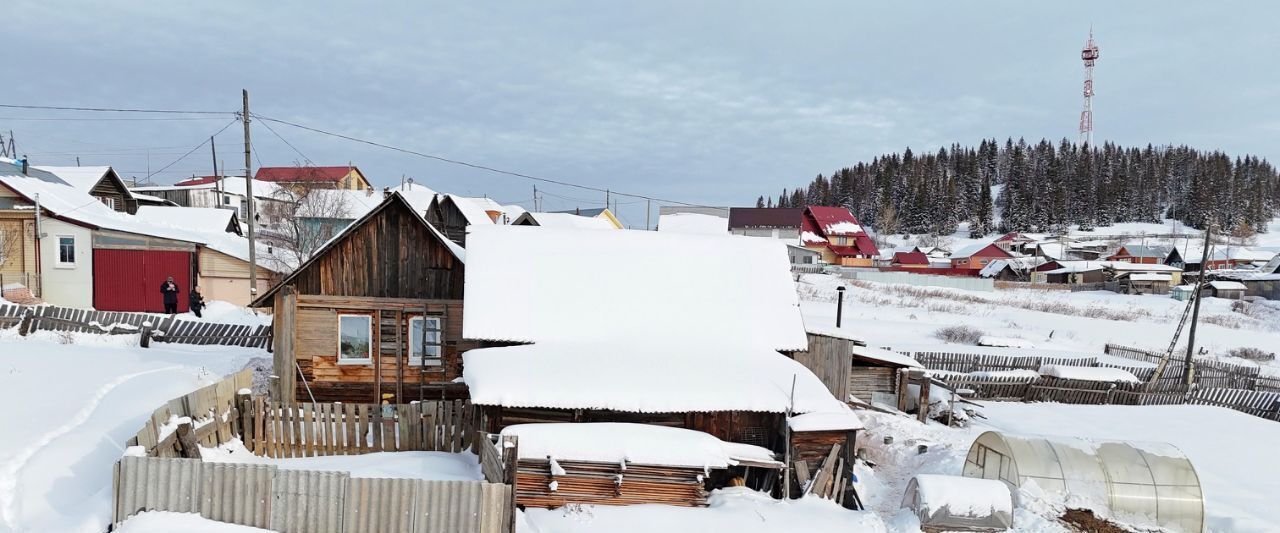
[189,285,205,318]
[160,276,180,314]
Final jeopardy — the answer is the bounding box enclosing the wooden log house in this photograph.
[253,192,486,404]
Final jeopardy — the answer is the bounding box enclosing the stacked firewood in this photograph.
[515,458,710,508]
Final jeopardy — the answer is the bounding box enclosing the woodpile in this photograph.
[515,458,711,508]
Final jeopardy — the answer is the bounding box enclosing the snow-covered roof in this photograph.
[1107,262,1182,272]
[1208,281,1247,291]
[1035,243,1067,260]
[800,231,827,245]
[32,165,116,195]
[134,206,237,234]
[1115,244,1172,258]
[500,422,779,468]
[1038,364,1140,383]
[1041,261,1106,274]
[463,225,806,349]
[850,345,922,368]
[1125,273,1173,282]
[950,241,1005,259]
[294,188,385,220]
[447,194,521,226]
[0,167,203,244]
[906,474,1013,526]
[822,221,864,235]
[133,176,284,199]
[657,212,728,235]
[518,211,617,230]
[463,340,847,414]
[787,410,864,432]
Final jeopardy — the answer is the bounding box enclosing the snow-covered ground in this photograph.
[522,487,889,533]
[201,441,484,481]
[0,329,260,533]
[799,273,1280,377]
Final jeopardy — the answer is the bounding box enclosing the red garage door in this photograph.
[93,249,191,312]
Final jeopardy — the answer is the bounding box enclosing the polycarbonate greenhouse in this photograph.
[962,431,1204,533]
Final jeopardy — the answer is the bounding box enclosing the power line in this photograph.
[251,113,713,208]
[147,119,239,179]
[256,118,313,165]
[0,116,230,122]
[0,103,232,115]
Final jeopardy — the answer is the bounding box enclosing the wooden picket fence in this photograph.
[909,351,1097,373]
[0,303,271,349]
[126,369,254,457]
[919,344,1280,423]
[245,399,479,459]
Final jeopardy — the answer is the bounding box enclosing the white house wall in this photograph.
[39,218,93,308]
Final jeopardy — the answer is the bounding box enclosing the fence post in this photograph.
[139,322,153,348]
[237,391,254,451]
[17,308,33,336]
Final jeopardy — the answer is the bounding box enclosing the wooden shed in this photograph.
[252,192,481,405]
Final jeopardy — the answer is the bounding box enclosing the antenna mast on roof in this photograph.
[0,131,14,158]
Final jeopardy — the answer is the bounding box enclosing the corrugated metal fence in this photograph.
[113,456,513,533]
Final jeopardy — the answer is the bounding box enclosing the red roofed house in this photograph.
[949,241,1014,270]
[890,250,930,268]
[254,165,371,190]
[800,206,880,267]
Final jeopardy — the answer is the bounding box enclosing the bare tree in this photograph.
[874,204,900,249]
[260,167,359,267]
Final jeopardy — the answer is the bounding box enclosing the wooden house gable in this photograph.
[257,193,464,303]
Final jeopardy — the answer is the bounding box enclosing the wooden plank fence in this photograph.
[918,345,1280,423]
[244,399,479,458]
[909,351,1097,373]
[0,304,272,349]
[126,369,254,457]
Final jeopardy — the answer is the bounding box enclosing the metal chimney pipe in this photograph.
[836,286,846,327]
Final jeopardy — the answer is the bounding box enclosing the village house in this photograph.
[545,207,624,228]
[799,206,879,267]
[949,241,1014,270]
[727,207,803,239]
[35,165,141,214]
[131,176,290,228]
[992,231,1044,254]
[290,182,437,251]
[2,159,288,310]
[254,164,371,190]
[423,193,525,246]
[512,210,619,230]
[460,225,859,502]
[1203,280,1247,299]
[891,250,930,268]
[787,243,823,269]
[1107,243,1171,264]
[252,192,477,405]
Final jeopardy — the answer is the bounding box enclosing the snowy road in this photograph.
[0,331,258,533]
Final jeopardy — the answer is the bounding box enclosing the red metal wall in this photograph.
[92,249,191,312]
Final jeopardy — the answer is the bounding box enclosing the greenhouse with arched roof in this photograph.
[962,431,1203,533]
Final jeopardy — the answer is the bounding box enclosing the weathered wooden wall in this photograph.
[848,366,897,403]
[291,199,463,300]
[292,294,480,403]
[789,333,853,401]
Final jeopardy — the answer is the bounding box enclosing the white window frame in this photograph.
[337,314,373,364]
[55,235,76,269]
[102,196,116,210]
[408,316,443,366]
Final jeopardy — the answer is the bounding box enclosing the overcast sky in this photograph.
[8,2,1279,226]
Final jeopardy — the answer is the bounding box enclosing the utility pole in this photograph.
[646,199,651,230]
[1182,222,1214,389]
[242,89,259,300]
[533,185,538,212]
[211,136,220,195]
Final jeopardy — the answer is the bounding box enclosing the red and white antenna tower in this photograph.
[1079,28,1099,146]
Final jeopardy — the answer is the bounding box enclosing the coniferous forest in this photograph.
[762,139,1279,238]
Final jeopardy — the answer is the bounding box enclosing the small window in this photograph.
[409,316,443,366]
[223,195,233,205]
[338,314,372,363]
[101,197,116,210]
[56,236,76,267]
